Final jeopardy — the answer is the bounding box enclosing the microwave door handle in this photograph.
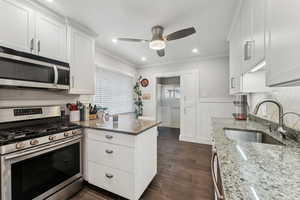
[53,65,58,85]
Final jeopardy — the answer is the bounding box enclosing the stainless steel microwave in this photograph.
[0,46,70,90]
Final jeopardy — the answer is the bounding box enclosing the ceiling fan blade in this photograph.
[117,38,148,42]
[166,27,196,41]
[157,49,165,57]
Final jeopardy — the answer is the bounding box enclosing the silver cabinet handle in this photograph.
[231,77,235,89]
[71,76,75,88]
[105,149,114,154]
[211,151,224,200]
[105,135,113,139]
[105,173,114,179]
[30,38,34,52]
[37,40,41,54]
[244,41,253,61]
[53,65,58,85]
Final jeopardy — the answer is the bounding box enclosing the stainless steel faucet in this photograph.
[253,99,286,136]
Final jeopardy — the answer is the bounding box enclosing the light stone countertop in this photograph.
[212,118,300,200]
[74,114,160,135]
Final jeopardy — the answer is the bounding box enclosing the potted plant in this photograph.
[134,76,143,118]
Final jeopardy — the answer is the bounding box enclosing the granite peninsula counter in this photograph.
[212,118,300,200]
[74,114,160,135]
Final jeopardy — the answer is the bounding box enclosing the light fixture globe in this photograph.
[149,40,166,50]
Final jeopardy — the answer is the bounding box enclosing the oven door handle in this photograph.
[4,136,81,160]
[211,150,224,200]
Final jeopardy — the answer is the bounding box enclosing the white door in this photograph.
[180,72,198,141]
[35,13,67,61]
[0,0,34,52]
[69,27,95,94]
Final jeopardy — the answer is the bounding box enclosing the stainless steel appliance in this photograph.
[0,106,82,200]
[233,95,248,120]
[0,46,70,90]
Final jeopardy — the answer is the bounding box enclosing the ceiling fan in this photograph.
[116,25,196,57]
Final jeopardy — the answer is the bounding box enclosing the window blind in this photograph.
[94,68,134,114]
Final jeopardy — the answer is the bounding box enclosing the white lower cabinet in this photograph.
[88,162,134,199]
[84,127,158,200]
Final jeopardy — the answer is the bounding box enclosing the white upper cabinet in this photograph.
[0,0,67,62]
[228,0,268,94]
[229,14,243,95]
[35,13,67,61]
[0,0,34,53]
[240,0,266,74]
[68,26,95,94]
[252,0,266,66]
[266,0,300,87]
[240,0,253,74]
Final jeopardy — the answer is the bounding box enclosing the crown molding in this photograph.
[136,53,229,69]
[95,45,136,68]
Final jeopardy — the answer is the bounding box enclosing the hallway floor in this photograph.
[71,127,214,200]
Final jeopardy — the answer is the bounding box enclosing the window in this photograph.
[94,68,134,114]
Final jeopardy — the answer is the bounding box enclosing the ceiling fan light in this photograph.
[149,40,166,50]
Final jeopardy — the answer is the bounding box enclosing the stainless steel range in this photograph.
[0,105,83,200]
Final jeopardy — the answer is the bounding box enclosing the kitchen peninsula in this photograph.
[74,114,160,200]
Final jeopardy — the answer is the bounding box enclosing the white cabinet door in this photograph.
[229,14,243,95]
[180,71,198,141]
[252,0,266,66]
[266,0,300,86]
[0,0,34,52]
[69,27,95,94]
[241,0,253,74]
[35,13,67,61]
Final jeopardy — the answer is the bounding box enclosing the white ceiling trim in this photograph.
[137,53,229,69]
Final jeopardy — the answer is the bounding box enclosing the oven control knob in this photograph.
[30,139,39,146]
[49,135,56,141]
[64,132,70,137]
[16,142,25,149]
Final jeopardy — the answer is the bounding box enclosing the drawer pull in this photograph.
[105,149,114,154]
[105,173,114,179]
[105,135,113,139]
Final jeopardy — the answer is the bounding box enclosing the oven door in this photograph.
[1,137,82,200]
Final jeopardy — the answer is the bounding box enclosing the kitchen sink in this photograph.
[224,128,284,146]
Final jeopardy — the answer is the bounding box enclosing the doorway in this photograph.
[156,76,181,130]
[154,70,199,143]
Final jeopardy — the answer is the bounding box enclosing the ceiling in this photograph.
[36,0,238,68]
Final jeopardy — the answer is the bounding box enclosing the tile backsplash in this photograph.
[249,87,300,131]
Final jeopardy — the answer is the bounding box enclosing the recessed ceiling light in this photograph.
[141,57,147,61]
[192,48,199,53]
[45,0,54,2]
[112,38,118,44]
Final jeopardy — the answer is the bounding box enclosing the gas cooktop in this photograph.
[0,121,80,143]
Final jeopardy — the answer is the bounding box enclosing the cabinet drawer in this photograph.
[86,129,135,147]
[87,139,134,173]
[88,162,134,199]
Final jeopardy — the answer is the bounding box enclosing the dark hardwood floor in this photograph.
[71,127,214,200]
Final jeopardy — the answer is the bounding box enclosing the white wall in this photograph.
[138,56,234,144]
